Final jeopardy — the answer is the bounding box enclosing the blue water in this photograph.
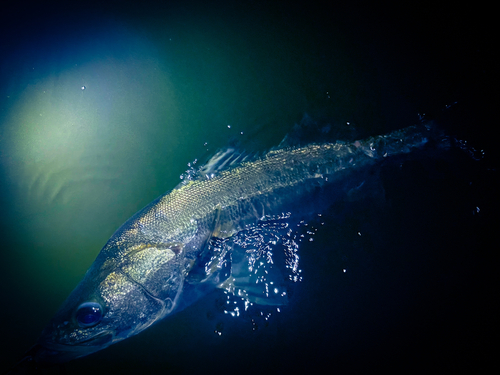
[0,1,495,374]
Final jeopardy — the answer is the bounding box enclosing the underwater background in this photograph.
[0,1,496,374]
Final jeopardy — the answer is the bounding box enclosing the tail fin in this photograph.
[356,123,450,159]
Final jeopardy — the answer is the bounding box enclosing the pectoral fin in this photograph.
[186,205,240,285]
[185,237,231,286]
[217,243,289,306]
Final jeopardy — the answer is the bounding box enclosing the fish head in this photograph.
[30,242,185,364]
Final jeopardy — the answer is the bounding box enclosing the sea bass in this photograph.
[19,124,442,365]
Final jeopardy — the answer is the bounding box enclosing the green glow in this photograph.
[1,32,180,289]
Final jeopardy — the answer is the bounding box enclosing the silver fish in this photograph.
[18,124,441,366]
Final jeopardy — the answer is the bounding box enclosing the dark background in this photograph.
[0,1,496,374]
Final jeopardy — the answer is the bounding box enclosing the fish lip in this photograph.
[71,329,115,346]
[33,330,115,363]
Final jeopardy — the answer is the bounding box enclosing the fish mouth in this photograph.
[72,329,115,346]
[32,330,114,364]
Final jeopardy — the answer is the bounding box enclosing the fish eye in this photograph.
[75,302,103,328]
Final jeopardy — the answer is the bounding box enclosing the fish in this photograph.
[12,123,445,369]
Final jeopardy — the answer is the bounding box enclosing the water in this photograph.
[0,1,495,374]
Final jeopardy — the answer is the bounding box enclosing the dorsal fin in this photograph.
[198,148,251,177]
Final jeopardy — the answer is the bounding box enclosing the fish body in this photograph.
[23,124,439,364]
